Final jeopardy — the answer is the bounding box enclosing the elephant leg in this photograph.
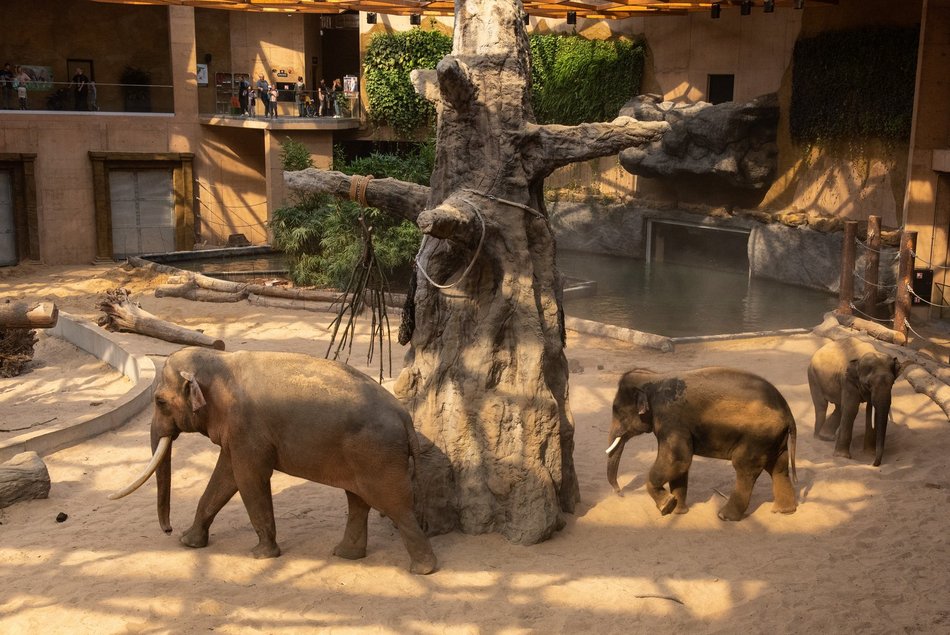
[809,376,828,438]
[833,399,861,460]
[719,453,765,521]
[333,490,370,561]
[819,405,842,442]
[231,450,280,559]
[181,450,238,549]
[360,477,437,575]
[766,447,797,515]
[647,438,692,516]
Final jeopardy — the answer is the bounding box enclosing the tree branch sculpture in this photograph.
[285,0,668,544]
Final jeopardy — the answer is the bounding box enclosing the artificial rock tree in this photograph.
[285,0,667,544]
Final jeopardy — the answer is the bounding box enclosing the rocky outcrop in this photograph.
[619,93,779,189]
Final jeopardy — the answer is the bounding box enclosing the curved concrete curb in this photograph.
[0,313,156,463]
[565,316,675,352]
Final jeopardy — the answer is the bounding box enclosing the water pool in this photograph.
[558,250,836,338]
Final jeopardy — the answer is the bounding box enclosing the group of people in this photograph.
[236,73,345,119]
[0,63,96,111]
[1,63,40,110]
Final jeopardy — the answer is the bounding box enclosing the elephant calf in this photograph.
[808,337,904,466]
[606,367,798,521]
[110,347,437,575]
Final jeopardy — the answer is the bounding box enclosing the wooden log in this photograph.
[98,288,225,350]
[832,312,907,346]
[836,220,857,315]
[0,301,59,329]
[0,452,51,509]
[247,293,338,313]
[903,366,950,420]
[155,282,247,303]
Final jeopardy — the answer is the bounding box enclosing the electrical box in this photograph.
[912,268,934,305]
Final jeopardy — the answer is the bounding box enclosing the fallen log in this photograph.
[903,366,950,420]
[98,288,225,350]
[155,282,247,303]
[0,301,58,329]
[247,293,338,313]
[0,452,51,509]
[832,312,907,346]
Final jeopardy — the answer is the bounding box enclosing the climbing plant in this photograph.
[529,33,644,126]
[364,28,453,136]
[790,27,918,147]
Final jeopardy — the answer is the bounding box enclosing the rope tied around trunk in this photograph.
[348,174,374,207]
[415,196,486,290]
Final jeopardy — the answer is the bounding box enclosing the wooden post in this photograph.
[894,230,917,338]
[837,220,858,315]
[861,215,882,318]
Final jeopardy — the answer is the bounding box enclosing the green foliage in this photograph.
[280,137,314,171]
[790,27,919,147]
[271,138,434,288]
[529,34,644,125]
[364,29,452,136]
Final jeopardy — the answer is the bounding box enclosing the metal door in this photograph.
[110,169,174,258]
[0,172,15,266]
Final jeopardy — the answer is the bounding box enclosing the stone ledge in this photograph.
[0,313,156,463]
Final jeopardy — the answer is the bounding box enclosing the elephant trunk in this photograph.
[873,399,890,467]
[606,433,628,496]
[153,430,173,534]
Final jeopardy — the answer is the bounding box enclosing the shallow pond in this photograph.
[558,250,836,338]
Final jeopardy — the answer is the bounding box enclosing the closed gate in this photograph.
[110,169,175,258]
[0,172,15,266]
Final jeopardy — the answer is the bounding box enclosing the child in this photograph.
[16,81,26,109]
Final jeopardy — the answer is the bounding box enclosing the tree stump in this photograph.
[0,301,58,328]
[0,452,51,509]
[0,328,38,378]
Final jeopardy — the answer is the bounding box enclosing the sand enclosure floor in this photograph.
[1,264,949,633]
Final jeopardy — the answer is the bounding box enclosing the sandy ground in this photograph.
[1,263,949,634]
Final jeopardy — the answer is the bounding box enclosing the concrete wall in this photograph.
[229,12,306,118]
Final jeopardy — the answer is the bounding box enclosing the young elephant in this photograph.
[808,337,904,466]
[110,347,437,575]
[606,367,798,521]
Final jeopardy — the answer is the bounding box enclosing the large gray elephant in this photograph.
[110,347,437,575]
[808,337,904,466]
[606,367,798,521]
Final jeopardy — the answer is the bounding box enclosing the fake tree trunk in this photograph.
[285,0,667,544]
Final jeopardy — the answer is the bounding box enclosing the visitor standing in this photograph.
[0,63,13,109]
[238,76,250,116]
[268,84,279,118]
[88,80,98,111]
[72,67,89,111]
[14,66,30,109]
[294,76,306,117]
[317,79,329,116]
[247,84,257,117]
[331,78,343,117]
[255,73,268,116]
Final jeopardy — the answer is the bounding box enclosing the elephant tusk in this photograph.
[605,437,622,455]
[108,436,171,500]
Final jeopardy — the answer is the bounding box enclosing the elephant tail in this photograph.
[401,411,422,476]
[788,413,798,490]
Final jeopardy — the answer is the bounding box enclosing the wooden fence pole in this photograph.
[837,220,858,315]
[861,215,882,318]
[894,230,918,338]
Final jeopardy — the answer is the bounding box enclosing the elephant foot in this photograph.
[717,504,745,522]
[332,544,367,560]
[252,541,281,559]
[833,448,852,460]
[817,432,837,442]
[180,526,209,549]
[672,502,689,515]
[409,554,438,575]
[771,501,797,515]
[657,494,677,516]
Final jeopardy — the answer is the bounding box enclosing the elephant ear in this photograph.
[636,390,650,416]
[845,358,862,387]
[179,370,207,412]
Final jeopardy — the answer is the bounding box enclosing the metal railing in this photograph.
[0,80,174,113]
